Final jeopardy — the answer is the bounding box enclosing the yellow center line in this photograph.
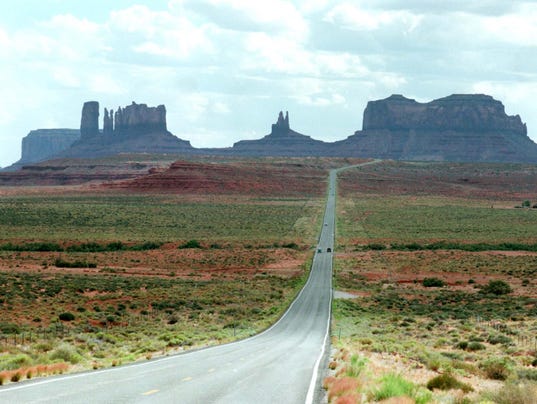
[181,376,193,382]
[142,389,159,396]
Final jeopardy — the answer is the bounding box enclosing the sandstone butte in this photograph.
[6,94,537,169]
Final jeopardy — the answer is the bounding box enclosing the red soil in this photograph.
[105,160,328,197]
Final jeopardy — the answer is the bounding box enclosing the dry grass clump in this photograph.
[0,363,69,385]
[325,376,360,402]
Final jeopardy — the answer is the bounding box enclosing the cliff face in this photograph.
[19,129,80,164]
[113,102,167,136]
[232,111,328,156]
[362,94,527,134]
[334,94,537,163]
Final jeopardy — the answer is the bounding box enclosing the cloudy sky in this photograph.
[1,0,537,167]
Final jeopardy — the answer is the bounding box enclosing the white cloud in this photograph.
[295,93,346,107]
[325,3,423,32]
[177,0,309,40]
[479,4,537,47]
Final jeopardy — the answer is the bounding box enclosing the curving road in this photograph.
[0,169,340,404]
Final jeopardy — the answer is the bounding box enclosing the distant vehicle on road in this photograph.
[317,248,322,253]
[327,247,332,252]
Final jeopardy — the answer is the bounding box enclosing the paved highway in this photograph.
[0,169,340,404]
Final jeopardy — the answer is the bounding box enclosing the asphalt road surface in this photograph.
[0,170,340,404]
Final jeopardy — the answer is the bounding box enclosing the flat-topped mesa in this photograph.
[113,102,167,137]
[362,94,527,135]
[271,111,290,136]
[80,101,100,139]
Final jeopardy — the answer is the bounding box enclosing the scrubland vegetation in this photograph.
[326,161,537,403]
[0,188,324,384]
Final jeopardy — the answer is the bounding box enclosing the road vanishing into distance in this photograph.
[0,163,376,403]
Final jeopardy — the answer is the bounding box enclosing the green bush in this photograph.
[518,369,537,381]
[486,382,537,404]
[487,334,512,345]
[467,341,486,351]
[0,322,20,334]
[55,258,97,268]
[366,243,386,250]
[49,343,82,364]
[481,280,512,295]
[455,341,468,350]
[179,240,202,249]
[59,312,75,322]
[426,373,473,393]
[422,277,445,287]
[480,357,512,380]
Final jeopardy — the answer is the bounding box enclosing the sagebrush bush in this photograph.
[49,343,82,364]
[59,312,75,321]
[480,357,512,380]
[467,341,486,351]
[481,280,512,295]
[426,373,473,393]
[422,277,445,287]
[178,240,202,249]
[487,382,537,404]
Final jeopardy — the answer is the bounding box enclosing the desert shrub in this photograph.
[105,241,125,251]
[372,373,432,404]
[455,341,468,350]
[66,242,105,252]
[1,354,32,370]
[0,322,20,334]
[487,334,512,345]
[518,369,537,381]
[467,341,486,351]
[426,373,473,393]
[422,277,445,287]
[480,357,512,380]
[59,312,75,322]
[0,242,62,252]
[486,382,537,404]
[130,241,161,251]
[55,258,96,268]
[179,240,202,249]
[481,280,512,295]
[281,242,299,249]
[49,343,82,364]
[366,243,386,250]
